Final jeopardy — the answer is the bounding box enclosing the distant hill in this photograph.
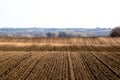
[0,28,111,37]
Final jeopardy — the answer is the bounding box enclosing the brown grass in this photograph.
[0,37,120,51]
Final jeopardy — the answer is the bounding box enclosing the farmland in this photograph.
[0,37,120,80]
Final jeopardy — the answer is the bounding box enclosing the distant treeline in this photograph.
[46,32,83,37]
[0,28,111,37]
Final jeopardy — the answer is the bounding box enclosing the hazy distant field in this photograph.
[0,37,120,80]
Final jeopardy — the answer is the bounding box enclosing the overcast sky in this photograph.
[0,0,120,28]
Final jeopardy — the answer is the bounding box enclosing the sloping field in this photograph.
[0,37,120,51]
[0,37,120,80]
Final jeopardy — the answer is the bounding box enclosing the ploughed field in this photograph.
[0,37,120,80]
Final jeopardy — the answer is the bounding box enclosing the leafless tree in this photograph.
[110,27,120,37]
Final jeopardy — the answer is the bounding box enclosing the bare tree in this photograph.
[47,32,57,37]
[110,27,120,37]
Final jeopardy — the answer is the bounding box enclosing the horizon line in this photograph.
[0,27,112,29]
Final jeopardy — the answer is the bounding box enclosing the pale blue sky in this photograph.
[0,0,120,28]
